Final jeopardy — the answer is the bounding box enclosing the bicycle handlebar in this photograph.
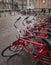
[14,17,21,29]
[14,16,35,39]
[15,17,21,23]
[14,17,22,39]
[22,16,29,26]
[22,17,35,26]
[24,17,29,20]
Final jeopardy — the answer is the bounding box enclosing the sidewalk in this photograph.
[0,14,22,65]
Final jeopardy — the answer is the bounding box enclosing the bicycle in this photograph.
[1,16,51,65]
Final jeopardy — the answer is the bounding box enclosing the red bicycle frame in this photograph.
[11,36,51,65]
[12,16,51,65]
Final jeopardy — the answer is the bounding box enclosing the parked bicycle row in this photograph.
[1,15,51,65]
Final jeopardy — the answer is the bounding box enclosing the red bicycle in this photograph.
[1,17,51,65]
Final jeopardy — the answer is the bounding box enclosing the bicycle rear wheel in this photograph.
[1,41,22,57]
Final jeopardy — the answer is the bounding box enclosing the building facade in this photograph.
[0,0,18,10]
[0,0,51,10]
[0,0,34,10]
[34,0,51,9]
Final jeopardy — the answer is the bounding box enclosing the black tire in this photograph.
[1,45,19,57]
[1,41,22,57]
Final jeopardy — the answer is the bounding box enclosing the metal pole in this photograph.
[22,0,24,10]
[12,0,13,9]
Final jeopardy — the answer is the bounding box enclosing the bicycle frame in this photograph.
[11,36,51,65]
[25,27,49,38]
[12,16,51,65]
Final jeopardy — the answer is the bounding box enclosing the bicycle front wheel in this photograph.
[1,41,22,57]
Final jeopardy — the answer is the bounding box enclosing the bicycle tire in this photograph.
[1,45,20,57]
[1,45,22,57]
[1,40,22,57]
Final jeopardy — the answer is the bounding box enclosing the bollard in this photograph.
[4,13,6,17]
[10,11,12,16]
[14,12,15,15]
[0,13,1,17]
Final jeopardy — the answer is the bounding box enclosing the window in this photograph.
[42,0,46,4]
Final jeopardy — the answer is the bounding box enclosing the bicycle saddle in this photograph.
[42,38,51,51]
[47,28,51,32]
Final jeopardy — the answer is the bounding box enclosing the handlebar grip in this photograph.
[14,17,21,28]
[22,17,29,26]
[24,17,29,20]
[14,24,17,29]
[17,17,21,21]
[15,17,21,23]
